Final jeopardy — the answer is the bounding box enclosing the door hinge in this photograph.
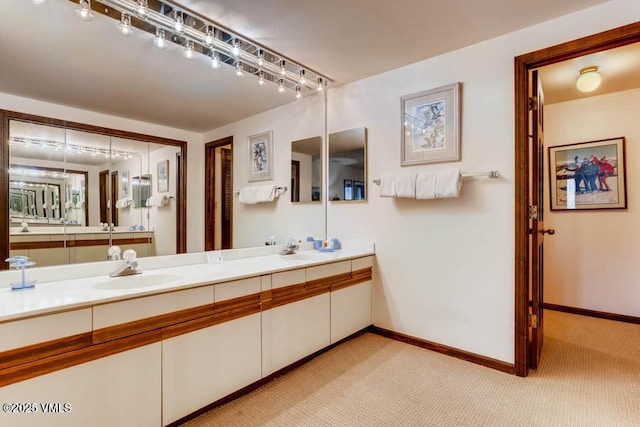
[528,205,538,220]
[528,96,538,111]
[529,313,538,328]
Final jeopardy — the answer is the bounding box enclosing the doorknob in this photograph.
[542,229,555,235]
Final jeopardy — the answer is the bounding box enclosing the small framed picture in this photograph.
[157,160,169,193]
[549,137,626,211]
[401,82,461,166]
[248,130,273,182]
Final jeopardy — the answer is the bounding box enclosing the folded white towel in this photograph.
[239,185,277,204]
[379,174,396,198]
[146,195,170,207]
[65,201,74,210]
[115,198,135,209]
[435,169,462,198]
[395,172,417,198]
[416,171,437,199]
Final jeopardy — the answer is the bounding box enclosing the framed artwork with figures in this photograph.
[157,160,169,193]
[248,130,273,182]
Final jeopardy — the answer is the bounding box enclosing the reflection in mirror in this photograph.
[6,117,185,267]
[328,127,367,202]
[291,136,322,203]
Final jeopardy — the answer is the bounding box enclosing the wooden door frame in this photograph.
[204,136,233,251]
[514,22,640,377]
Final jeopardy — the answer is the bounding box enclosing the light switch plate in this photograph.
[206,251,223,264]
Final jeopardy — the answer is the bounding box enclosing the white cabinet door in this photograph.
[267,294,331,373]
[331,281,373,343]
[162,313,262,425]
[0,343,161,427]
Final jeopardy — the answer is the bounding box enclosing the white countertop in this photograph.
[0,246,374,323]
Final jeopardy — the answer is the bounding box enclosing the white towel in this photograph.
[115,198,135,209]
[379,174,396,198]
[416,171,437,199]
[146,195,170,207]
[435,169,462,198]
[395,172,416,198]
[65,201,74,210]
[239,185,277,204]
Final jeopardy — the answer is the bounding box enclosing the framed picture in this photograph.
[157,160,169,193]
[549,137,626,211]
[120,171,130,197]
[401,82,461,166]
[248,131,273,182]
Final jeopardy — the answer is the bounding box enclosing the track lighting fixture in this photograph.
[76,0,94,22]
[174,11,184,34]
[118,13,133,37]
[154,28,167,49]
[135,0,148,19]
[67,0,332,95]
[204,26,214,47]
[232,39,241,57]
[183,40,195,60]
[210,52,220,69]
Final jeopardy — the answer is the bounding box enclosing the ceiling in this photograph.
[0,0,611,132]
[538,42,640,104]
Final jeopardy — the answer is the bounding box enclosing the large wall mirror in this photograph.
[291,136,322,203]
[328,127,367,202]
[1,111,187,269]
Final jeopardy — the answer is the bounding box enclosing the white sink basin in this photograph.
[92,274,183,290]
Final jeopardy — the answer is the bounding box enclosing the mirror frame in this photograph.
[0,110,188,270]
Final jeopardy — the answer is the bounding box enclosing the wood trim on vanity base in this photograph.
[369,326,515,375]
[544,303,640,325]
[0,332,93,371]
[10,237,152,251]
[166,327,372,427]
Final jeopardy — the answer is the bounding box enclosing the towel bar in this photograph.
[373,171,499,185]
[234,186,288,195]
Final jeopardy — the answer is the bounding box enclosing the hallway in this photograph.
[185,311,640,426]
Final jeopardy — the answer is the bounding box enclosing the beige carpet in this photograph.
[183,311,640,426]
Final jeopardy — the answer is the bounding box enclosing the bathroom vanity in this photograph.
[0,244,374,426]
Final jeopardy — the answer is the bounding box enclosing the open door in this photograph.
[205,136,233,251]
[529,70,555,369]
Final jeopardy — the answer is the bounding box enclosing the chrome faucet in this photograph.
[109,248,141,277]
[279,237,299,255]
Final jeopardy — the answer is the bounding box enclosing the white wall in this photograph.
[202,94,326,248]
[0,92,203,252]
[326,0,640,363]
[544,88,640,317]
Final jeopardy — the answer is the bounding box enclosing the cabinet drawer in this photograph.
[271,268,305,290]
[215,277,260,302]
[352,255,374,271]
[0,309,91,353]
[306,260,351,282]
[93,286,214,330]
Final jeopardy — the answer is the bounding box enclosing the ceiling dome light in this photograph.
[232,40,241,57]
[210,52,220,69]
[235,62,244,76]
[174,11,184,34]
[135,0,148,19]
[118,13,133,37]
[183,40,195,60]
[154,28,167,49]
[295,86,302,99]
[76,0,93,21]
[576,66,601,93]
[317,77,324,91]
[278,78,285,93]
